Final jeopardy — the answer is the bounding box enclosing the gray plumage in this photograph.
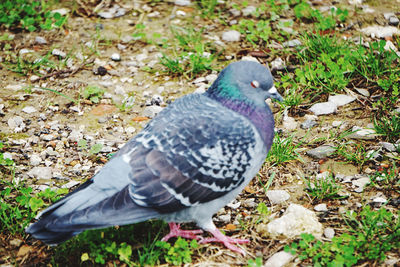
[26,61,283,247]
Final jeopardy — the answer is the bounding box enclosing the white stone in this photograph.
[384,40,398,51]
[22,106,37,114]
[111,53,121,61]
[227,200,241,209]
[307,145,336,159]
[6,84,24,91]
[282,116,298,131]
[324,227,335,239]
[30,75,40,82]
[143,106,163,118]
[35,36,47,44]
[27,167,53,180]
[174,0,191,6]
[372,196,387,203]
[176,10,186,16]
[68,130,83,142]
[264,251,294,267]
[30,154,42,166]
[316,171,331,180]
[51,8,70,16]
[314,203,328,212]
[332,120,342,127]
[348,126,377,140]
[270,57,286,71]
[355,88,370,97]
[218,214,231,224]
[328,94,356,107]
[136,53,148,61]
[267,190,290,205]
[193,77,206,84]
[241,56,258,62]
[266,204,323,238]
[61,180,80,188]
[2,152,12,160]
[309,102,337,115]
[8,116,25,131]
[52,49,66,58]
[242,6,256,16]
[41,134,55,141]
[361,26,400,39]
[222,30,240,42]
[379,142,397,152]
[230,8,241,17]
[352,176,370,192]
[389,16,400,26]
[282,39,302,47]
[362,6,375,13]
[348,0,362,5]
[125,127,136,135]
[19,48,33,55]
[148,11,161,18]
[205,74,218,83]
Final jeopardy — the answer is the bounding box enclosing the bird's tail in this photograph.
[26,181,160,245]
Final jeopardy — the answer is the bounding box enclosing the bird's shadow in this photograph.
[51,220,168,266]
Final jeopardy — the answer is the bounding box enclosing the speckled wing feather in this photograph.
[118,93,260,213]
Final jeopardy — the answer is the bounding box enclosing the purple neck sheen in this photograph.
[217,97,275,150]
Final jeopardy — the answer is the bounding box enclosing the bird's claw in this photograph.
[199,228,249,255]
[162,222,203,242]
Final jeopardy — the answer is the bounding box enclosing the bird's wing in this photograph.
[118,94,264,213]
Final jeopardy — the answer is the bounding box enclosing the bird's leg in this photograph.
[161,222,203,242]
[199,228,249,255]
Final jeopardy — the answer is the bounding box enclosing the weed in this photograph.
[82,85,105,104]
[256,202,271,223]
[156,237,198,265]
[77,139,103,156]
[233,19,272,46]
[159,27,216,78]
[137,233,164,266]
[248,257,263,267]
[116,94,136,112]
[353,41,399,81]
[0,142,14,167]
[278,74,307,107]
[0,180,67,235]
[3,51,57,76]
[131,23,167,46]
[196,0,219,19]
[286,206,400,266]
[373,113,400,142]
[294,2,348,31]
[266,133,303,165]
[369,161,399,186]
[0,0,67,32]
[344,206,400,262]
[294,53,354,94]
[304,173,344,201]
[285,232,359,266]
[335,141,376,169]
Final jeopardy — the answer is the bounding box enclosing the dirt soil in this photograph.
[0,0,400,266]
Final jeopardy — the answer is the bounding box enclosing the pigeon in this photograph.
[26,60,283,255]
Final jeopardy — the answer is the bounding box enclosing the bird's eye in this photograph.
[251,80,260,88]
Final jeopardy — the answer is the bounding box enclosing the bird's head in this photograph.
[206,61,283,106]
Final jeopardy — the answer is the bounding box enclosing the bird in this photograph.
[26,60,283,255]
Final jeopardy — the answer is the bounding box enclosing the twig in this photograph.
[35,58,94,81]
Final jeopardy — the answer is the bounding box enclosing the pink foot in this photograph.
[199,229,249,255]
[161,222,203,242]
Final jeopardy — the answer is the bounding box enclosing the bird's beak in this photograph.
[268,86,284,102]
